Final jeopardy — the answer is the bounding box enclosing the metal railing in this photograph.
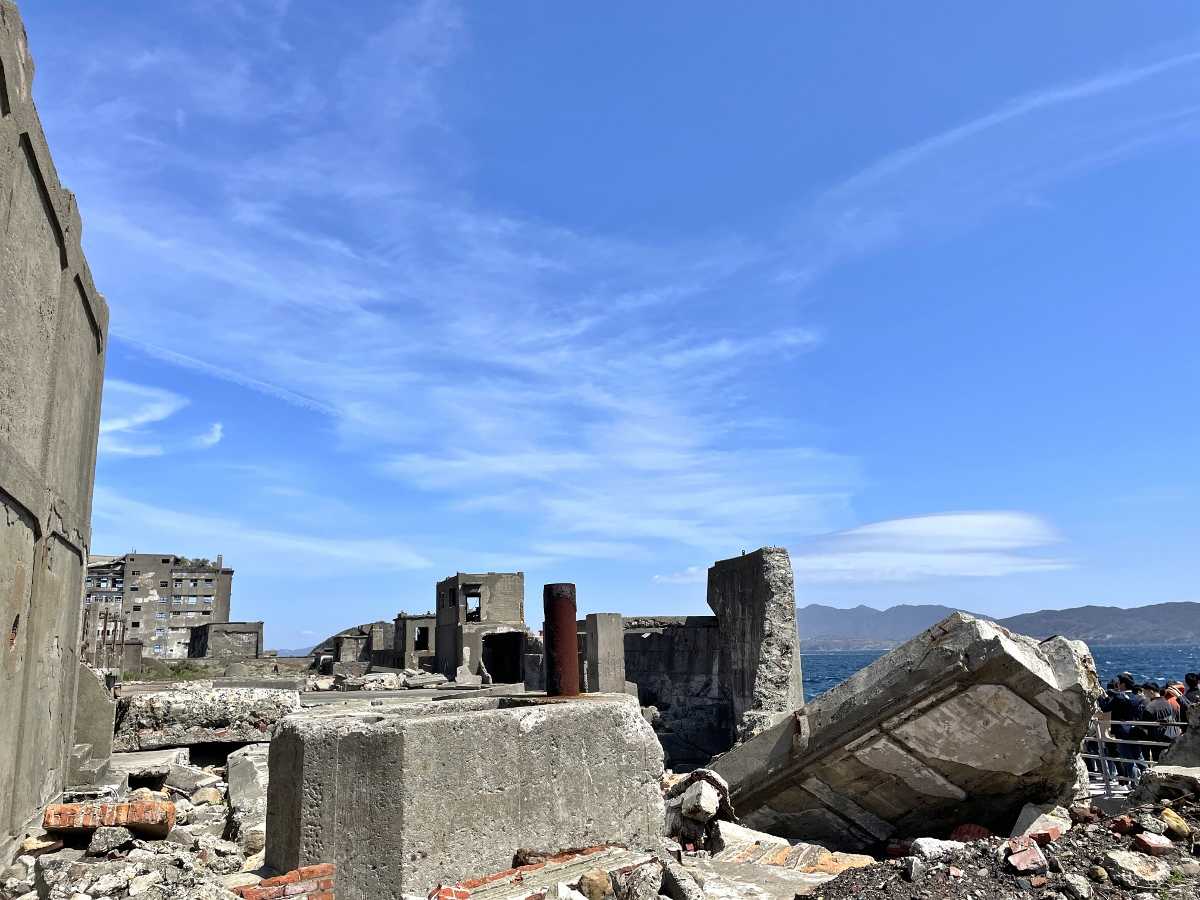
[1080,717,1189,798]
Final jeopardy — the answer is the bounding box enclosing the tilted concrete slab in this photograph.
[265,693,664,899]
[712,613,1099,850]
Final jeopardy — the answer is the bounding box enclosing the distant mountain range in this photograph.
[797,601,1200,650]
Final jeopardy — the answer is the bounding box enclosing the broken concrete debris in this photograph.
[114,686,299,751]
[713,612,1100,849]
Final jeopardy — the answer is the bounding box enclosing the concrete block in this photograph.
[266,694,664,899]
[585,614,626,695]
[70,664,116,784]
[713,613,1099,850]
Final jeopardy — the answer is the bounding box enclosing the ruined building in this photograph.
[83,552,234,658]
[435,571,527,683]
[0,0,109,851]
[624,547,804,765]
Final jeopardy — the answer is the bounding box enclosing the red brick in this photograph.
[42,800,174,838]
[285,879,320,895]
[949,823,991,842]
[1133,832,1173,856]
[297,864,336,879]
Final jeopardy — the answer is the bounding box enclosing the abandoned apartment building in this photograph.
[83,552,235,659]
[3,4,1191,899]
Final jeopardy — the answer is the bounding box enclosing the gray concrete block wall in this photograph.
[585,613,625,694]
[266,695,665,899]
[0,0,109,851]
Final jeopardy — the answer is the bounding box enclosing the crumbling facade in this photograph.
[435,572,526,683]
[187,620,263,659]
[0,0,109,852]
[393,611,435,669]
[83,552,234,659]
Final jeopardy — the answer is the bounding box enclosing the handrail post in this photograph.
[1096,718,1113,799]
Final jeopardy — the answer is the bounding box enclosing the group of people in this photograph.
[1088,671,1199,783]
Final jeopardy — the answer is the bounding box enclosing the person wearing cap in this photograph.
[1141,682,1181,760]
[1099,674,1147,780]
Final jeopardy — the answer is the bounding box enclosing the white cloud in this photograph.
[98,380,189,457]
[193,422,224,449]
[790,511,1072,583]
[92,487,430,574]
[652,566,707,585]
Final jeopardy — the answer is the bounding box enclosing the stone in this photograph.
[190,786,224,806]
[706,548,804,744]
[1102,850,1172,889]
[1087,865,1108,883]
[1177,859,1200,877]
[614,861,663,900]
[1061,873,1091,899]
[1132,812,1166,835]
[1160,703,1200,766]
[660,861,704,900]
[681,781,720,822]
[18,835,63,856]
[1132,832,1172,856]
[584,614,627,695]
[165,763,221,794]
[902,856,926,882]
[107,748,192,781]
[1011,803,1071,844]
[86,826,133,856]
[166,826,197,848]
[113,686,299,751]
[266,694,664,898]
[1159,807,1191,839]
[712,613,1099,849]
[1005,837,1048,874]
[1132,765,1200,803]
[578,868,612,900]
[226,743,270,852]
[910,838,965,860]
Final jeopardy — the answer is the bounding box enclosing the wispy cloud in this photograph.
[193,422,224,449]
[790,512,1072,583]
[92,487,430,574]
[652,566,707,585]
[98,380,188,457]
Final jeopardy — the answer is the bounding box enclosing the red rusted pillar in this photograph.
[543,583,580,697]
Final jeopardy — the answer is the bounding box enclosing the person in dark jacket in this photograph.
[1141,682,1182,761]
[1185,673,1200,706]
[1098,674,1146,780]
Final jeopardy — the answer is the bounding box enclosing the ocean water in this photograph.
[802,645,1200,700]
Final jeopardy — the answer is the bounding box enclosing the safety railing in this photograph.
[1080,717,1189,798]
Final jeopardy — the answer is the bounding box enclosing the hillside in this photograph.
[796,601,1200,650]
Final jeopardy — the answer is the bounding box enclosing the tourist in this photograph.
[1165,685,1184,720]
[1098,674,1146,780]
[1140,682,1181,760]
[1185,673,1200,706]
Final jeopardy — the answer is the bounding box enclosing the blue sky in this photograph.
[22,2,1200,649]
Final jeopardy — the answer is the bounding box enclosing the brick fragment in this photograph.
[42,800,174,838]
[1133,832,1173,856]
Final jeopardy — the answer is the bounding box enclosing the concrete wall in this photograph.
[188,621,263,659]
[0,0,109,850]
[434,572,526,678]
[623,617,731,765]
[266,695,664,899]
[393,614,435,670]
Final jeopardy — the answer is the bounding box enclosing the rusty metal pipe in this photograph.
[543,583,580,697]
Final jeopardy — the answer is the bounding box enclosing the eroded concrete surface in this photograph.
[713,613,1100,849]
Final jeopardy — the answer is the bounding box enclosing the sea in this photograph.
[801,645,1200,700]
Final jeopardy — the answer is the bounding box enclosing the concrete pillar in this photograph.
[585,613,626,694]
[543,584,580,697]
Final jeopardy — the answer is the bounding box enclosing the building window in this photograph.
[131,570,140,576]
[152,645,163,655]
[174,579,182,588]
[159,581,168,588]
[156,612,167,620]
[129,585,139,592]
[414,626,430,651]
[186,611,196,619]
[130,622,140,629]
[99,579,109,588]
[202,596,214,605]
[190,579,199,588]
[161,558,171,564]
[202,610,212,616]
[204,577,213,584]
[132,605,142,612]
[185,596,197,605]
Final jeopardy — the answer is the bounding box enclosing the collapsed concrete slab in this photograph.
[113,686,299,751]
[69,663,117,786]
[265,694,664,899]
[712,613,1099,850]
[707,547,804,744]
[226,743,270,853]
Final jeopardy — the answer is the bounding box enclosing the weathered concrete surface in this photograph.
[113,686,299,751]
[707,548,804,743]
[69,662,116,785]
[712,613,1099,850]
[0,0,110,853]
[585,613,626,694]
[188,621,263,659]
[623,617,730,765]
[226,743,269,853]
[266,694,664,899]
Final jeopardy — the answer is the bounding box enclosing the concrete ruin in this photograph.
[187,621,263,660]
[435,572,527,684]
[394,611,436,669]
[265,694,665,899]
[0,0,109,854]
[69,663,117,788]
[113,685,300,751]
[623,547,805,764]
[712,613,1100,850]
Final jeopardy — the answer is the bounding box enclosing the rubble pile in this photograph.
[810,793,1200,900]
[309,668,450,692]
[114,686,299,751]
[0,756,277,900]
